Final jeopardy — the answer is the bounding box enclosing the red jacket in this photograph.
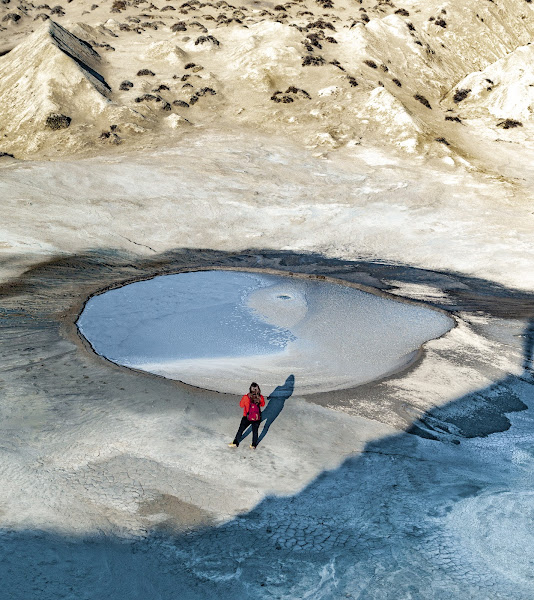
[240,393,265,417]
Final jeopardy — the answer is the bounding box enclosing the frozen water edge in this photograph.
[77,270,454,394]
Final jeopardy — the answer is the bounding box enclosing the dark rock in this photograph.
[111,0,126,11]
[497,119,523,129]
[45,114,71,130]
[414,94,432,109]
[198,86,216,96]
[170,21,186,31]
[2,12,21,22]
[134,93,157,102]
[453,88,470,103]
[194,35,220,46]
[302,55,325,66]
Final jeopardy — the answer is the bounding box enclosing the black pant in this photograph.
[233,416,260,447]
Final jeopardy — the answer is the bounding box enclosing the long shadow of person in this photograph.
[522,318,534,378]
[237,375,295,446]
[258,374,295,445]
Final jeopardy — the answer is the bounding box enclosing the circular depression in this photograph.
[76,270,454,394]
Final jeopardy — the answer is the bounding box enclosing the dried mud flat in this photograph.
[1,243,534,598]
[2,0,534,597]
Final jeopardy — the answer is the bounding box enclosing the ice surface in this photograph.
[77,270,453,394]
[78,271,294,363]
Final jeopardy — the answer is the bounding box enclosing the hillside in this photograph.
[1,0,534,159]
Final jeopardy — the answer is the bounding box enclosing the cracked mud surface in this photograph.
[1,248,533,598]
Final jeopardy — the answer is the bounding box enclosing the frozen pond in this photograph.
[77,270,454,394]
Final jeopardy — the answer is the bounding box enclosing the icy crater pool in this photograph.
[77,270,454,394]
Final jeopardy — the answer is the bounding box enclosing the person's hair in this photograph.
[249,382,261,401]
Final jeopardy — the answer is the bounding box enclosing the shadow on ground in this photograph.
[1,249,534,599]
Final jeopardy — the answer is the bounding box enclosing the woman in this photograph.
[228,382,265,449]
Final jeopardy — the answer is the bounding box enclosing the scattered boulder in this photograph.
[271,93,293,103]
[363,59,378,69]
[302,55,325,66]
[99,130,122,144]
[497,119,523,129]
[2,13,21,22]
[414,94,432,109]
[135,93,158,102]
[453,89,470,103]
[197,86,216,96]
[170,21,187,31]
[111,0,127,12]
[45,113,71,130]
[194,35,220,46]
